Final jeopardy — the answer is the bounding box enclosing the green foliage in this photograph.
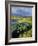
[19,29,32,38]
[10,16,32,38]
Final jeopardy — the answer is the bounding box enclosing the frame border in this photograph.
[5,1,37,45]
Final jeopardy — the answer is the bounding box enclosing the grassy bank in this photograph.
[10,16,32,38]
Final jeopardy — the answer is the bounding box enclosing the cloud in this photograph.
[11,7,32,16]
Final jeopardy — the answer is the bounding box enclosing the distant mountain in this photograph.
[11,13,32,17]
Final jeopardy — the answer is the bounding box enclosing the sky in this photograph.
[10,7,32,16]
